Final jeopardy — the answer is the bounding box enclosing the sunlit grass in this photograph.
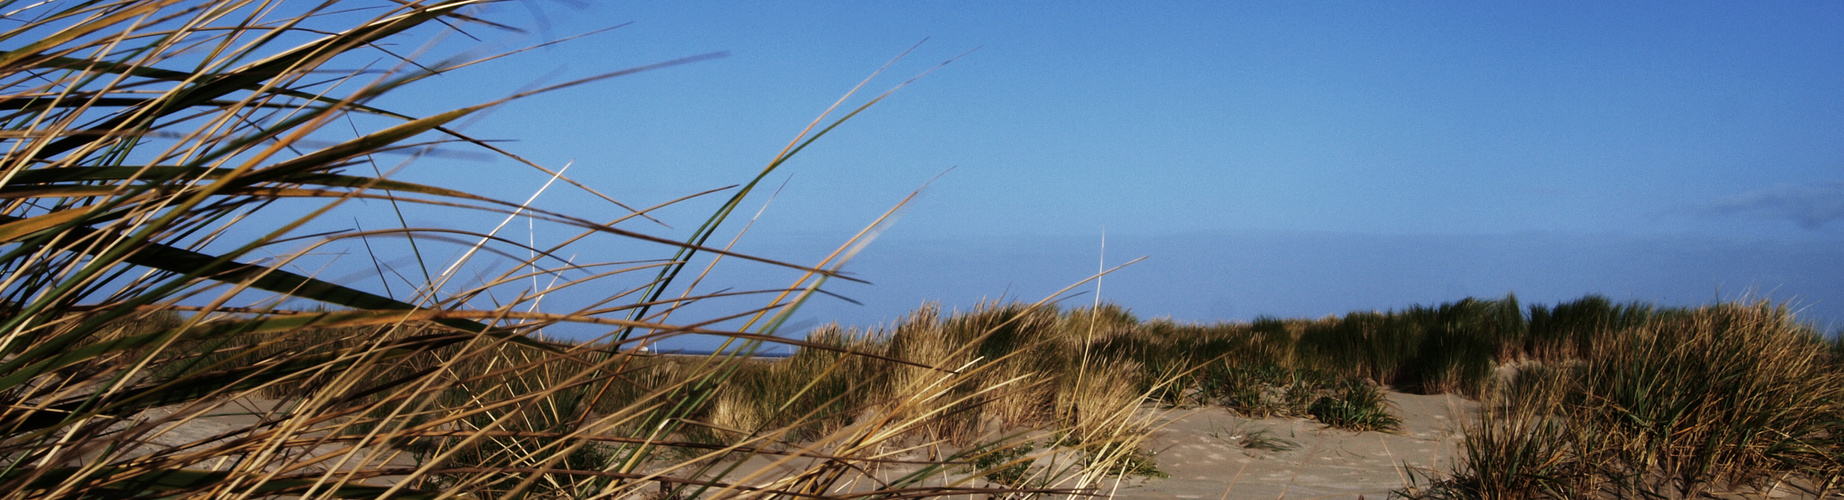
[0,1,1147,498]
[1401,300,1844,499]
[7,2,1840,499]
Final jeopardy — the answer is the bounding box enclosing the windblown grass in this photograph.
[0,1,1142,498]
[9,3,1837,499]
[1402,300,1844,499]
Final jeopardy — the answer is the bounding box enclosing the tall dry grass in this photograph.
[0,1,1152,498]
[702,301,1174,492]
[1404,301,1844,499]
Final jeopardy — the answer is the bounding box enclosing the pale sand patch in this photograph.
[113,391,1477,498]
[104,390,1844,499]
[669,390,1479,499]
[103,397,424,485]
[1107,391,1477,500]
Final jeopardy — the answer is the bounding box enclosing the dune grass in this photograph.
[0,1,1163,498]
[1402,301,1844,499]
[7,2,1841,499]
[832,294,1844,499]
[515,293,1844,499]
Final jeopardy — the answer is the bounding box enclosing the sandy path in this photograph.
[107,391,1479,498]
[1111,391,1478,500]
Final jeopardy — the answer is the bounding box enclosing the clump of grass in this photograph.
[1404,406,1581,500]
[1101,316,1296,408]
[1189,361,1400,431]
[1307,378,1402,432]
[1521,295,1655,362]
[1205,363,1306,417]
[1574,301,1842,495]
[1297,297,1518,397]
[1404,300,1844,499]
[701,325,875,443]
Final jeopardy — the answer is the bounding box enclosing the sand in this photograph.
[106,391,1481,499]
[1109,391,1477,500]
[672,390,1481,499]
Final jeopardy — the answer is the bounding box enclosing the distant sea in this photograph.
[650,348,792,359]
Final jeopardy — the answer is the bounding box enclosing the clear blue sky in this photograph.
[357,2,1844,342]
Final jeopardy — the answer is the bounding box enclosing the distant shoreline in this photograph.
[646,348,792,359]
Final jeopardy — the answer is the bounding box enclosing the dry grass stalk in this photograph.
[0,1,1112,498]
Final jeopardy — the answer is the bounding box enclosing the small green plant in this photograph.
[1307,378,1402,432]
[970,441,1037,486]
[1086,444,1168,479]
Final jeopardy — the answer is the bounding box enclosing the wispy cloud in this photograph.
[1704,181,1844,229]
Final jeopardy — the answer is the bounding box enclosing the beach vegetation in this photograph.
[0,1,1155,497]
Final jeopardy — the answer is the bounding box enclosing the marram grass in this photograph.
[0,1,1155,498]
[911,296,1844,498]
[7,2,1842,499]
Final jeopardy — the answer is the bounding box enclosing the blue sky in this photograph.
[353,2,1844,341]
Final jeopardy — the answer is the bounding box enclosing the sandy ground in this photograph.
[107,391,1478,498]
[679,390,1480,500]
[1109,391,1478,500]
[116,390,1844,499]
[109,397,424,481]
